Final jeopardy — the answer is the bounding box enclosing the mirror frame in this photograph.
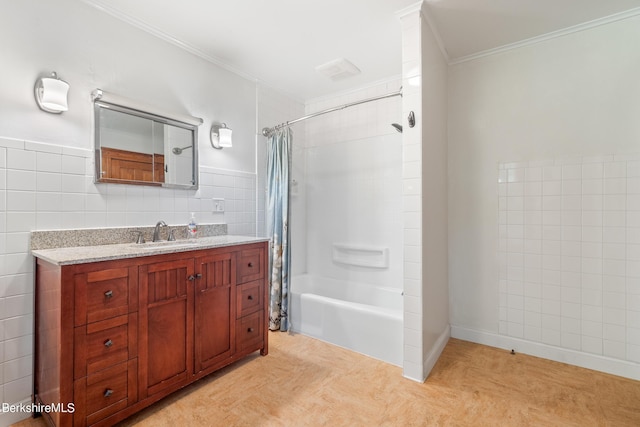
[93,91,200,190]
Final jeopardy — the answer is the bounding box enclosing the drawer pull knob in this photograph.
[195,273,203,279]
[104,389,114,398]
[248,262,253,267]
[247,295,253,300]
[188,275,195,281]
[104,290,113,299]
[104,339,113,348]
[247,327,254,333]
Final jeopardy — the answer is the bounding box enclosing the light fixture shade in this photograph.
[218,127,232,148]
[211,123,232,149]
[35,72,69,113]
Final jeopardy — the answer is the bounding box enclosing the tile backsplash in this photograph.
[498,154,640,363]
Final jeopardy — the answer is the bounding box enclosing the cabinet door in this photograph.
[194,252,236,372]
[138,259,194,398]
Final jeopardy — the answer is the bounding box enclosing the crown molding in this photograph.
[450,6,640,65]
[394,1,424,20]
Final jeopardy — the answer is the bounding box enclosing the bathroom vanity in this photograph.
[32,234,269,427]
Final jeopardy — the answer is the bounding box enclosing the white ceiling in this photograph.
[82,0,640,101]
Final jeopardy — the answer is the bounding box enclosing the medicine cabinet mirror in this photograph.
[93,90,201,189]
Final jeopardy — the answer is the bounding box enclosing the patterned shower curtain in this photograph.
[266,128,291,331]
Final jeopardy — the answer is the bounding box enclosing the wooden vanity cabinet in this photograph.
[34,241,268,427]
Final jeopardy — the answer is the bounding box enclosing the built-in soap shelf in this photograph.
[332,243,389,268]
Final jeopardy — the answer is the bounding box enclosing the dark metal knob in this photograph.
[188,275,195,281]
[247,295,253,300]
[104,389,113,398]
[248,262,253,267]
[104,339,113,348]
[104,290,113,299]
[247,327,254,333]
[195,273,203,279]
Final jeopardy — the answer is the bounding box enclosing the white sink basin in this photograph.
[134,240,200,250]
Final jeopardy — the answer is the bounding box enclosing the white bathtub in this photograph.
[290,274,403,366]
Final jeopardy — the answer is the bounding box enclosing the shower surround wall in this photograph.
[303,79,404,289]
[288,79,404,362]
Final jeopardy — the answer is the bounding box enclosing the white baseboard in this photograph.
[403,325,451,383]
[423,325,451,380]
[451,325,640,381]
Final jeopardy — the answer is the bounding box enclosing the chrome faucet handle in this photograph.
[168,229,176,241]
[132,231,145,244]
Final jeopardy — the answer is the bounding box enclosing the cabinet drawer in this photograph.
[236,311,264,352]
[75,360,137,426]
[236,280,263,319]
[75,266,137,326]
[237,247,265,284]
[74,314,137,379]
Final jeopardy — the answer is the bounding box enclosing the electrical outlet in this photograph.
[213,198,225,212]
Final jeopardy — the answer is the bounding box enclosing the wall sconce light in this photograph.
[34,71,69,113]
[210,123,232,149]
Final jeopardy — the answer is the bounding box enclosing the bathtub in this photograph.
[290,274,403,366]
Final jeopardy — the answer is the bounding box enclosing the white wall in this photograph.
[419,5,450,380]
[1,0,258,174]
[448,13,640,379]
[0,0,272,424]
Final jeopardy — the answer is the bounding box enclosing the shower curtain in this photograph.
[266,128,291,331]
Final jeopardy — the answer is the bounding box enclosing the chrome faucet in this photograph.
[152,220,167,242]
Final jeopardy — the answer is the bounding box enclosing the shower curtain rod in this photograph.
[261,88,402,137]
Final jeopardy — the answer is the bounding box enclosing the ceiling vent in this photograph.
[315,58,361,81]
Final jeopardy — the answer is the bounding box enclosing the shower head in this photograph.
[391,123,403,133]
[172,145,192,155]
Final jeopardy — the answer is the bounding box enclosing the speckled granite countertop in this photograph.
[32,235,270,266]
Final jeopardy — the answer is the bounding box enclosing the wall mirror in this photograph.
[93,89,201,189]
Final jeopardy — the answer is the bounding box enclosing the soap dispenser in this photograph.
[187,212,198,239]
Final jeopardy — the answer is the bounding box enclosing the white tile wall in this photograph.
[400,7,423,382]
[0,137,256,412]
[499,154,640,362]
[303,78,403,288]
[305,81,402,148]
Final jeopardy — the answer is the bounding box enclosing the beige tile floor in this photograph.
[14,332,640,426]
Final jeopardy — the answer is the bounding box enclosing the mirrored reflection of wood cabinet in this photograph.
[100,147,165,184]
